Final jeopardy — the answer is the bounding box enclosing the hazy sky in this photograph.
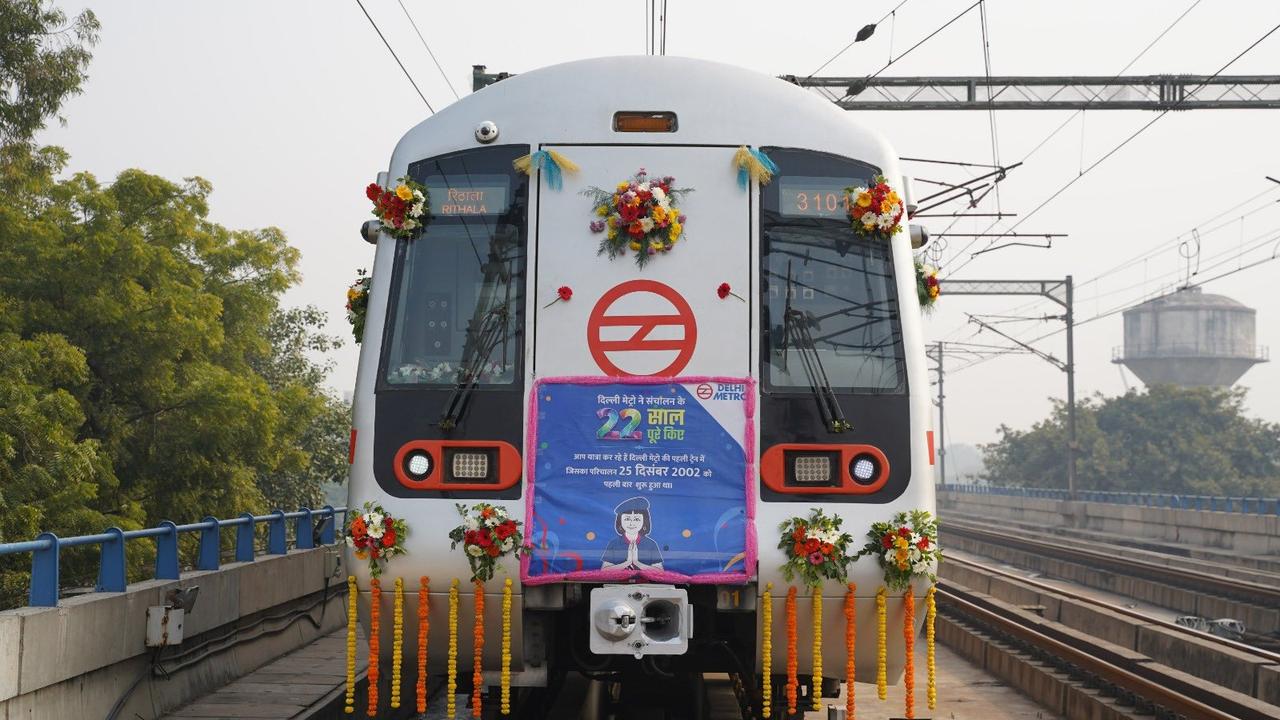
[38,1,1280,447]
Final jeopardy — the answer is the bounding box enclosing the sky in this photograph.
[37,0,1280,448]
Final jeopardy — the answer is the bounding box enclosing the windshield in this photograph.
[760,148,906,394]
[382,145,528,386]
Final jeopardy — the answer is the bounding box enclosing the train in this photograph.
[347,56,936,717]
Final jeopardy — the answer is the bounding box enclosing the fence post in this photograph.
[267,510,287,555]
[296,507,315,550]
[236,513,256,563]
[322,505,338,545]
[97,527,127,592]
[155,520,180,580]
[30,532,60,607]
[198,517,220,571]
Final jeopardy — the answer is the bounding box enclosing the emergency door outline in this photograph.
[587,279,698,377]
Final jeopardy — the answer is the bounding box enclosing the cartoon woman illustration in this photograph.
[600,496,664,571]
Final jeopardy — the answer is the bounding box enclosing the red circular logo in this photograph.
[696,383,714,400]
[587,279,697,377]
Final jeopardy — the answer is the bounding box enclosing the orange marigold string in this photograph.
[844,582,856,720]
[926,585,937,710]
[761,582,773,719]
[392,577,404,709]
[417,577,430,715]
[785,586,798,716]
[903,590,916,719]
[447,579,459,719]
[472,579,485,718]
[368,577,381,717]
[345,576,357,715]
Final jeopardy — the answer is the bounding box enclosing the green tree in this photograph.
[981,386,1280,495]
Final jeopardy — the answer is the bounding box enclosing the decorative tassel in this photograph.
[733,145,779,189]
[417,577,430,715]
[785,586,798,716]
[845,583,856,720]
[904,591,916,719]
[345,576,357,714]
[926,585,937,710]
[876,586,887,701]
[501,578,513,715]
[368,578,381,717]
[812,586,823,711]
[512,150,579,191]
[472,579,485,718]
[392,577,404,709]
[447,579,459,719]
[761,583,773,719]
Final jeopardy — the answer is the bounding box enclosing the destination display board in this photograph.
[777,176,862,219]
[424,175,510,216]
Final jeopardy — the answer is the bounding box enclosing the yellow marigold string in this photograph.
[761,583,773,719]
[368,577,381,717]
[472,579,485,718]
[904,591,916,719]
[811,585,823,712]
[392,577,404,709]
[876,586,887,701]
[844,583,856,720]
[785,586,798,716]
[926,585,937,710]
[417,577,430,715]
[447,579,459,719]
[501,578,513,715]
[345,576,357,714]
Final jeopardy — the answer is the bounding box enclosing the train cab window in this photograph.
[760,148,906,394]
[381,145,529,387]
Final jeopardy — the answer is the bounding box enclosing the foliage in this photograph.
[449,503,527,582]
[860,510,940,591]
[981,386,1280,495]
[0,1,99,145]
[776,508,857,586]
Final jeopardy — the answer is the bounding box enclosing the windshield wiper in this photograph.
[780,261,852,433]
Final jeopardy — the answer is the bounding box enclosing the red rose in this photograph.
[464,530,478,546]
[495,520,517,539]
[382,532,395,548]
[355,535,368,549]
[916,537,930,550]
[366,183,381,201]
[881,534,894,549]
[804,538,820,554]
[898,527,911,538]
[557,286,572,301]
[618,204,641,223]
[385,516,395,528]
[717,283,730,299]
[476,531,492,547]
[486,545,500,557]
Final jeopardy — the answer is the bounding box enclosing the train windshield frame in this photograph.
[760,147,907,395]
[378,144,529,390]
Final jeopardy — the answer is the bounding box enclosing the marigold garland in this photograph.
[368,578,381,717]
[811,586,823,711]
[472,579,485,718]
[345,576,357,714]
[501,578,513,715]
[785,586,798,716]
[761,583,773,719]
[417,577,430,715]
[844,583,856,720]
[392,577,404,709]
[876,586,887,701]
[904,591,916,719]
[447,579,459,719]
[926,585,937,710]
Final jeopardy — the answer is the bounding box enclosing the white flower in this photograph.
[883,549,896,564]
[501,537,514,552]
[911,559,930,575]
[658,197,670,210]
[862,214,878,228]
[638,182,651,192]
[366,512,383,527]
[639,217,654,232]
[411,202,424,216]
[465,515,480,531]
[877,214,895,230]
[413,189,424,201]
[651,187,666,201]
[402,219,417,230]
[466,544,484,557]
[367,522,385,539]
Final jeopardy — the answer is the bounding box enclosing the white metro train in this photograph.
[347,56,936,717]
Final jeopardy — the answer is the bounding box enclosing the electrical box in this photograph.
[146,606,185,646]
[589,585,692,659]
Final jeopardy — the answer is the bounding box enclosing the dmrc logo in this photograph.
[713,383,745,401]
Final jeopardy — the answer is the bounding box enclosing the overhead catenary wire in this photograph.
[353,0,434,112]
[397,0,460,100]
[807,0,912,79]
[977,0,1002,214]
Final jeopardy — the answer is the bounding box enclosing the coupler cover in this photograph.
[589,585,693,659]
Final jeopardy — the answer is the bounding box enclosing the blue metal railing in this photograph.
[939,483,1280,515]
[0,506,347,608]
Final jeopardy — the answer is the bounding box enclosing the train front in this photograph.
[346,56,936,713]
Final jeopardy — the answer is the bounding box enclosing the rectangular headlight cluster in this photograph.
[786,451,840,487]
[451,451,490,480]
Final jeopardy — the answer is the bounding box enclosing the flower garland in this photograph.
[346,269,371,343]
[845,175,905,241]
[417,577,429,715]
[785,586,798,716]
[345,576,357,715]
[811,586,823,712]
[392,577,404,710]
[861,510,941,591]
[761,582,773,719]
[450,503,528,583]
[926,585,937,710]
[585,168,690,268]
[472,579,485,718]
[368,578,380,717]
[345,501,409,578]
[366,177,429,240]
[876,586,887,701]
[844,583,856,720]
[447,579,459,719]
[904,590,916,719]
[777,508,857,586]
[501,578,513,715]
[915,260,940,312]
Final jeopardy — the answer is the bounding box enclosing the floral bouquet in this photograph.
[585,168,690,268]
[448,503,529,582]
[344,501,408,578]
[346,269,371,342]
[915,261,940,312]
[845,175,905,241]
[777,508,858,586]
[861,510,940,590]
[366,177,429,240]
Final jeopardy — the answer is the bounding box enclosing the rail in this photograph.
[0,505,347,608]
[940,483,1280,514]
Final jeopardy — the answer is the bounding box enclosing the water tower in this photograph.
[1113,287,1268,387]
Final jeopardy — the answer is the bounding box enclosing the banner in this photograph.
[522,376,756,585]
